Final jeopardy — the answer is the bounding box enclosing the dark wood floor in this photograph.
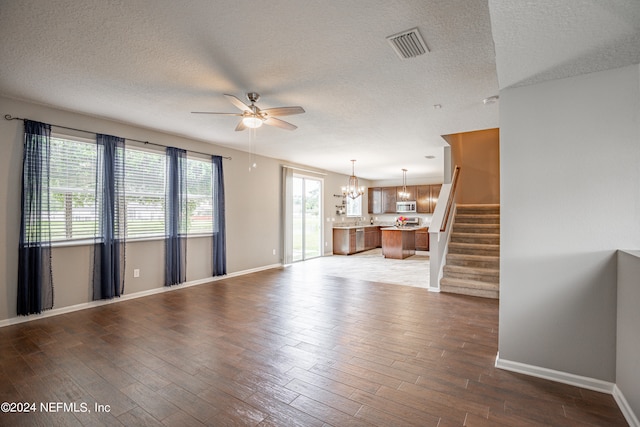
[0,264,627,426]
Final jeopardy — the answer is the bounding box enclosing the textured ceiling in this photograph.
[1,1,638,181]
[489,0,640,89]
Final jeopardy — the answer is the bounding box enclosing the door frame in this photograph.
[292,173,324,262]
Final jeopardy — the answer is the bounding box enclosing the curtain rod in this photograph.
[4,114,232,160]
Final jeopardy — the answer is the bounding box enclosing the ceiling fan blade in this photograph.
[234,120,247,132]
[261,106,305,117]
[224,94,253,112]
[191,112,242,115]
[263,117,297,131]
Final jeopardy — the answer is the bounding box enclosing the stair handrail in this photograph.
[428,165,460,292]
[440,165,461,231]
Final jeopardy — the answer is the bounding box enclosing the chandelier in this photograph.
[398,168,410,200]
[342,160,365,199]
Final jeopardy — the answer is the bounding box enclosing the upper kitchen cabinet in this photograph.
[368,184,443,214]
[430,184,442,212]
[382,187,397,213]
[396,185,417,201]
[368,188,382,214]
[416,185,431,213]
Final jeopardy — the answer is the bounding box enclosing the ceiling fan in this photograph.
[191,92,305,131]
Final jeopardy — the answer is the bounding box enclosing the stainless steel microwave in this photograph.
[396,201,417,213]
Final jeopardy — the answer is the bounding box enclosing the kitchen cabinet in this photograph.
[368,188,382,214]
[368,184,442,214]
[417,184,442,213]
[382,187,397,213]
[333,228,355,255]
[415,227,429,251]
[416,185,430,213]
[365,226,381,248]
[333,226,380,255]
[430,184,442,213]
[396,185,417,201]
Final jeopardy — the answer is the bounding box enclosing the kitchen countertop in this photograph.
[331,224,429,231]
[380,226,428,231]
[333,225,430,230]
[332,224,381,229]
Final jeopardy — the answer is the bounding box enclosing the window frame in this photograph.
[184,154,215,237]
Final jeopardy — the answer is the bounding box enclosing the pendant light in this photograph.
[342,160,365,199]
[399,168,410,200]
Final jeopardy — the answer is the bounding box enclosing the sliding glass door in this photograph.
[292,175,322,262]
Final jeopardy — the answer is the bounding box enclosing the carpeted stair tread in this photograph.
[446,253,499,269]
[453,223,500,233]
[443,265,499,283]
[454,214,501,224]
[455,204,500,215]
[450,232,500,244]
[440,277,500,299]
[448,242,500,256]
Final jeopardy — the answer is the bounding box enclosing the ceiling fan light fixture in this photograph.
[242,116,263,128]
[193,93,304,131]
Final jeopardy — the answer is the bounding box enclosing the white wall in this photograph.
[617,251,640,421]
[0,96,351,322]
[499,64,640,382]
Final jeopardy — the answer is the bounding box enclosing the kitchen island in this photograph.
[381,226,420,259]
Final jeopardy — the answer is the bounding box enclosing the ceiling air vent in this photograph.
[386,27,429,59]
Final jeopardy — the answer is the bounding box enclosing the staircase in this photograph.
[440,204,500,299]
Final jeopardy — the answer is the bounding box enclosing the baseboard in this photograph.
[0,263,283,328]
[613,384,640,427]
[223,263,283,278]
[494,354,640,424]
[494,353,615,394]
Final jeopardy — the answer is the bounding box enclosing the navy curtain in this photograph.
[93,134,126,300]
[212,155,226,276]
[165,147,187,286]
[17,120,54,315]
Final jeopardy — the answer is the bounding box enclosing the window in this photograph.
[186,157,213,234]
[44,135,216,243]
[346,195,362,217]
[124,147,166,238]
[49,135,99,241]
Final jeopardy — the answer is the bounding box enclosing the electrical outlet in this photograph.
[133,269,140,278]
[272,249,276,255]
